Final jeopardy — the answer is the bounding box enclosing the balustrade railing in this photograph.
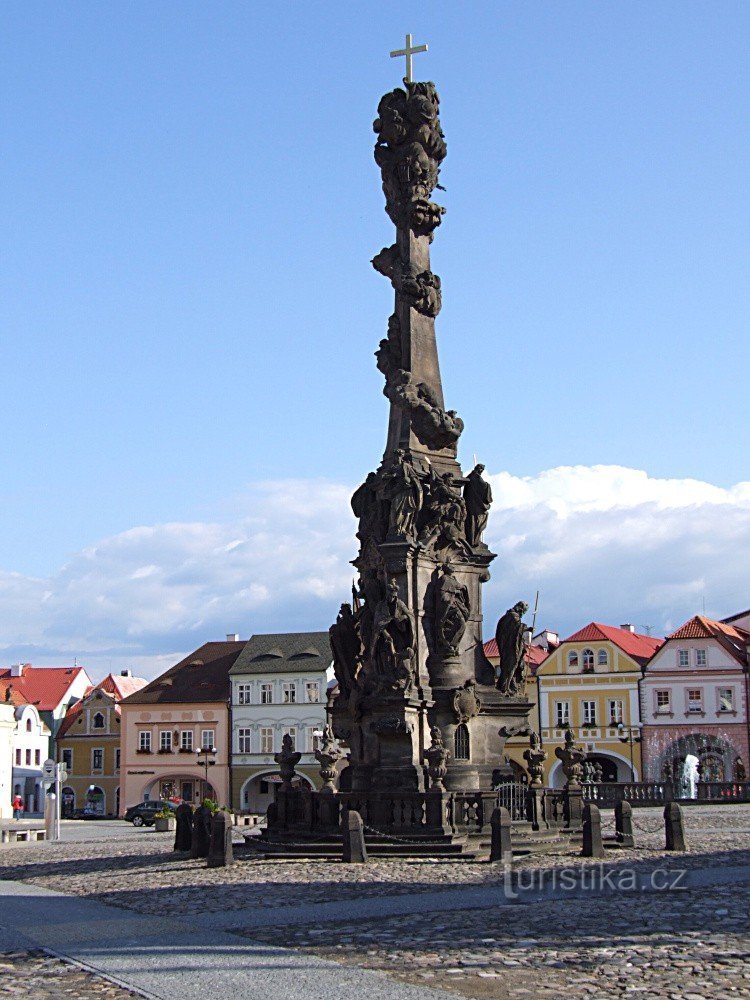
[696,781,750,802]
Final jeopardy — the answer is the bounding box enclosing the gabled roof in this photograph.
[229,632,332,675]
[121,641,248,706]
[0,666,91,712]
[665,615,750,666]
[561,623,663,666]
[99,673,148,700]
[483,638,548,674]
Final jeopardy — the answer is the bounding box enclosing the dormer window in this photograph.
[567,651,579,671]
[597,649,608,667]
[93,712,105,730]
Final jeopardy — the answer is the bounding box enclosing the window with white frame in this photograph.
[180,730,194,751]
[687,689,702,713]
[608,700,624,725]
[582,700,597,725]
[92,749,103,771]
[582,648,595,673]
[138,731,151,752]
[260,728,274,754]
[567,651,579,671]
[307,726,320,752]
[554,701,570,727]
[260,683,273,704]
[237,683,252,705]
[201,729,215,750]
[597,649,608,667]
[655,690,671,712]
[282,683,296,704]
[238,728,252,753]
[62,748,73,771]
[696,649,707,667]
[305,681,320,703]
[678,649,689,667]
[159,730,172,751]
[718,687,734,712]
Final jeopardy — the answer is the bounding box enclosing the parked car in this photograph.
[124,800,177,827]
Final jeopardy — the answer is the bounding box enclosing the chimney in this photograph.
[9,663,25,677]
[120,669,132,677]
[620,624,635,634]
[226,633,240,642]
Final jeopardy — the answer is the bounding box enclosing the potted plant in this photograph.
[154,803,176,832]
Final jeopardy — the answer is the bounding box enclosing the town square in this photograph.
[1,4,749,999]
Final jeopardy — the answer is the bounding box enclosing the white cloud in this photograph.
[1,466,748,681]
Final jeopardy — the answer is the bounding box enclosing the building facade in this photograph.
[0,700,16,819]
[119,639,247,813]
[11,703,51,815]
[536,623,663,787]
[0,663,91,755]
[641,615,749,786]
[56,671,146,817]
[230,632,332,814]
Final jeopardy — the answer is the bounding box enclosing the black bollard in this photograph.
[342,809,367,863]
[489,807,513,864]
[664,801,687,851]
[190,804,212,859]
[581,801,605,858]
[207,810,234,868]
[614,800,634,848]
[174,803,193,852]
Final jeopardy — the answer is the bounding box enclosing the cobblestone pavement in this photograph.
[242,882,750,999]
[0,806,748,918]
[0,950,138,997]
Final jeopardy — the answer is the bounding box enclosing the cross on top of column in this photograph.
[390,33,428,83]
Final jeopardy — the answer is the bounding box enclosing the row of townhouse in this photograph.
[117,632,332,815]
[489,610,750,789]
[0,663,91,817]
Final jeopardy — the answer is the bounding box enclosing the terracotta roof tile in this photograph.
[0,666,91,712]
[561,623,663,666]
[483,639,549,672]
[665,615,750,665]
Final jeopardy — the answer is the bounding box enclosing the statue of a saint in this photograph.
[495,601,532,697]
[329,602,363,699]
[351,472,382,543]
[371,579,416,692]
[381,450,423,541]
[434,563,470,655]
[463,463,492,547]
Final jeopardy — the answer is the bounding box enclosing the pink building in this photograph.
[119,638,247,813]
[641,616,750,785]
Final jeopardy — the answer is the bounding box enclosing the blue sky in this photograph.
[2,4,749,678]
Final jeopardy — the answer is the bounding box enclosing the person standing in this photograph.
[12,793,24,820]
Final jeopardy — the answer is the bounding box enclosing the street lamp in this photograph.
[617,723,642,782]
[196,746,216,801]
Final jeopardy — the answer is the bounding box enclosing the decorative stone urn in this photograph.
[555,729,585,789]
[275,733,302,789]
[424,725,450,791]
[315,724,344,793]
[523,731,547,788]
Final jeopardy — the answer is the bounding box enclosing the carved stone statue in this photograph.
[315,724,343,793]
[662,760,674,782]
[373,81,447,236]
[371,578,416,692]
[434,563,470,655]
[274,733,302,789]
[464,464,492,547]
[419,470,469,552]
[555,729,585,788]
[380,449,423,541]
[329,602,364,699]
[424,726,449,790]
[495,601,532,697]
[523,731,547,787]
[383,369,463,450]
[351,472,382,543]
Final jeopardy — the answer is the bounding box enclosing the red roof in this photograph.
[561,623,663,666]
[666,615,750,665]
[0,665,91,712]
[99,673,148,700]
[483,639,549,673]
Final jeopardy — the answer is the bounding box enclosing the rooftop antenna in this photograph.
[642,625,653,637]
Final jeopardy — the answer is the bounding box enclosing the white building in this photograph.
[0,700,15,819]
[229,632,332,813]
[12,703,51,816]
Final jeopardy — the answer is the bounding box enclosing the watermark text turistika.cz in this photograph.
[501,863,687,899]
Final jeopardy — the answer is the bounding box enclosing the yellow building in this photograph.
[56,672,146,817]
[536,623,663,787]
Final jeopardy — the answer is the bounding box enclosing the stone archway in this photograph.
[659,733,735,794]
[240,771,315,815]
